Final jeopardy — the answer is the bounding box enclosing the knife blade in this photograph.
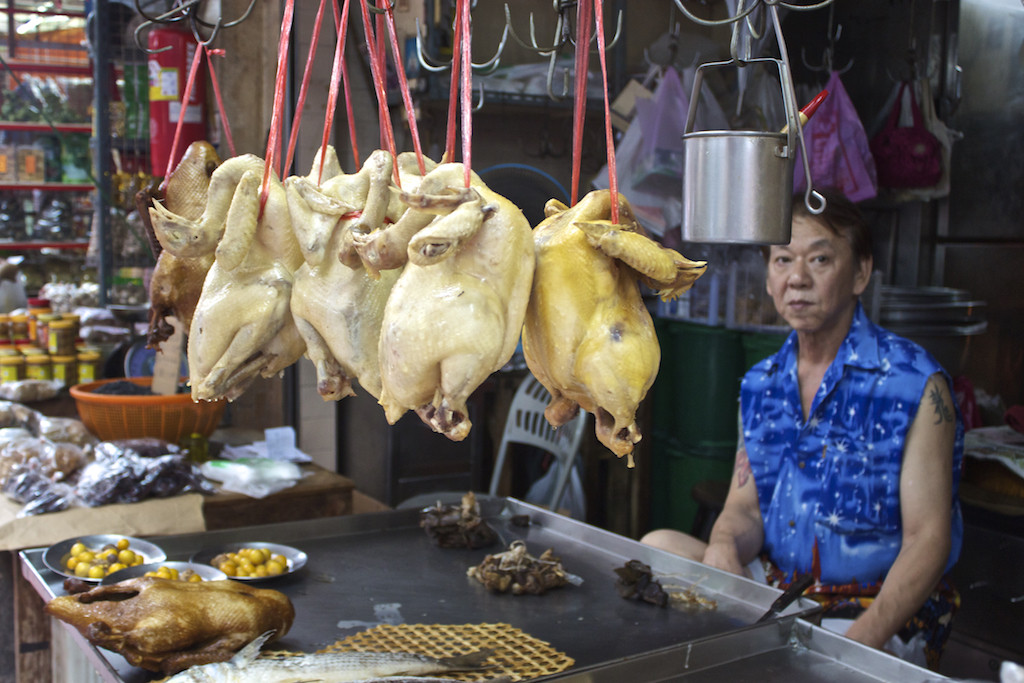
[756,572,815,622]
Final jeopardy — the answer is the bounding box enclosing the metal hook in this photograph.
[504,2,572,55]
[545,52,571,102]
[414,18,508,76]
[189,12,224,47]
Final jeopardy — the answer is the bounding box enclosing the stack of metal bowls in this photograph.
[879,286,987,375]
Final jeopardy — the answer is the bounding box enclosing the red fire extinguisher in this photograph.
[147,28,206,178]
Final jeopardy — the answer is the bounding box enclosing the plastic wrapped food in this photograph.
[2,460,79,516]
[0,400,40,429]
[0,435,86,488]
[0,379,60,402]
[34,416,97,448]
[74,443,216,507]
[111,438,178,459]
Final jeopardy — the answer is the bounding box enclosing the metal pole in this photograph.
[91,0,113,306]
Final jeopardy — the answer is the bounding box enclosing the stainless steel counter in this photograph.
[18,499,949,682]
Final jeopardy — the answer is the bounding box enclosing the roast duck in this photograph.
[45,576,294,675]
[139,140,221,347]
[522,190,706,464]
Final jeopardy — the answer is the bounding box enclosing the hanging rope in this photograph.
[283,0,330,180]
[458,0,473,186]
[569,0,593,206]
[163,39,205,180]
[444,2,464,163]
[203,47,236,159]
[381,1,426,175]
[323,0,360,171]
[357,0,398,173]
[260,0,295,215]
[593,0,618,224]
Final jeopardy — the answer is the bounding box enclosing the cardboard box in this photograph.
[611,79,654,131]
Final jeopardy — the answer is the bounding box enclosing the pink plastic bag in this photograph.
[793,71,877,202]
[632,67,689,188]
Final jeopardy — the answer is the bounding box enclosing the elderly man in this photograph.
[642,189,963,669]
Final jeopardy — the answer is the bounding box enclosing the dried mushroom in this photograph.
[419,491,497,549]
[467,541,575,595]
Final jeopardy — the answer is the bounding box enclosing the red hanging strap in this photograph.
[382,1,426,175]
[593,0,618,224]
[164,40,205,180]
[444,3,464,162]
[569,0,592,206]
[458,0,472,187]
[204,47,236,159]
[284,0,330,180]
[358,0,398,166]
[261,0,296,215]
[323,0,359,170]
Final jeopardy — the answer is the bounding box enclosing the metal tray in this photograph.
[549,617,952,682]
[21,499,822,683]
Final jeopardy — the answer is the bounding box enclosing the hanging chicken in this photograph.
[186,164,306,402]
[372,162,535,441]
[522,189,707,465]
[141,141,221,347]
[287,148,414,401]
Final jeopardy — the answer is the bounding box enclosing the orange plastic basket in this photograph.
[69,377,226,443]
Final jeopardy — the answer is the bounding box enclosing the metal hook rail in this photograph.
[501,1,623,102]
[132,0,259,53]
[671,0,836,28]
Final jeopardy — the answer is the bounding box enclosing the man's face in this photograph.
[766,216,871,334]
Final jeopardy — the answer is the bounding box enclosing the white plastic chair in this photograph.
[397,374,588,513]
[486,374,588,511]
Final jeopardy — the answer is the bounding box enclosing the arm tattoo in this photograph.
[929,383,954,424]
[735,448,752,487]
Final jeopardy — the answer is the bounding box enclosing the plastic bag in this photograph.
[794,71,878,202]
[870,80,943,189]
[885,77,954,201]
[632,67,689,187]
[200,457,304,499]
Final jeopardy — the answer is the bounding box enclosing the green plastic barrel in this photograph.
[651,319,745,450]
[649,437,736,533]
[740,329,787,372]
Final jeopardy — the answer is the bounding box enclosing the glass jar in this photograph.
[47,319,77,356]
[0,314,11,341]
[24,354,51,381]
[34,312,61,349]
[76,350,102,383]
[0,354,24,383]
[27,307,53,345]
[51,355,77,388]
[10,314,29,340]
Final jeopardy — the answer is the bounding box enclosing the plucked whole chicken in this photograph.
[522,189,706,464]
[185,163,306,402]
[141,141,222,347]
[371,162,535,441]
[287,149,431,401]
[45,576,295,675]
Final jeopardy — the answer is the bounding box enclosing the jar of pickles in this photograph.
[24,354,51,381]
[47,319,77,356]
[77,349,102,383]
[10,314,29,341]
[0,314,10,341]
[35,312,61,349]
[0,353,24,383]
[51,355,77,388]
